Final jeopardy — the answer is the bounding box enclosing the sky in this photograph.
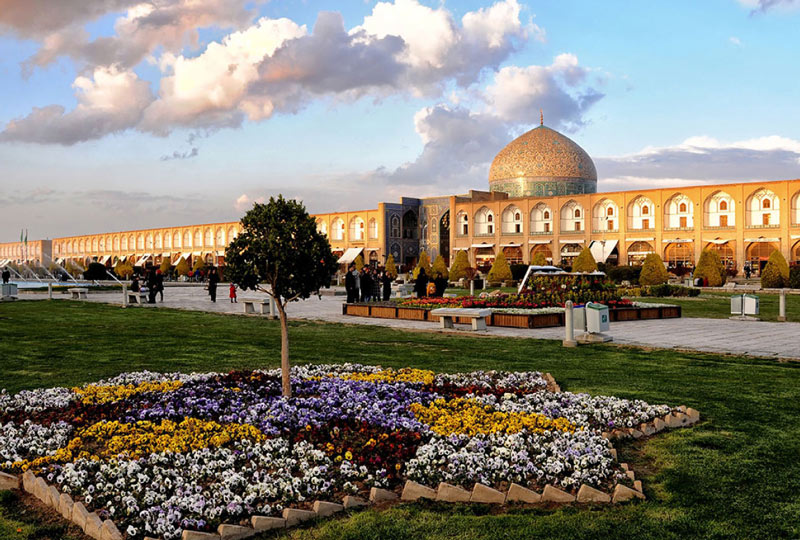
[1,0,799,242]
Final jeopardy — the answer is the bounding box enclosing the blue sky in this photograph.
[1,0,799,242]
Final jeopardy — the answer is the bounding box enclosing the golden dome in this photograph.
[488,125,597,197]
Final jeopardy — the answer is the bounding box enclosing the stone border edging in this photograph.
[0,399,701,540]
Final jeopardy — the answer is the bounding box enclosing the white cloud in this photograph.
[738,0,799,13]
[0,66,153,145]
[729,36,742,46]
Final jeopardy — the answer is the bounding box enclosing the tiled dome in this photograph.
[488,125,597,197]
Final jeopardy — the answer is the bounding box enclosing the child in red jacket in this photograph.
[229,283,237,303]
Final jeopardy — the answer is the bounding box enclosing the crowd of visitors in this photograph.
[345,263,392,303]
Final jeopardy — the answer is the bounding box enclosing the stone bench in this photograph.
[431,308,492,331]
[127,292,148,305]
[68,287,88,299]
[242,298,278,319]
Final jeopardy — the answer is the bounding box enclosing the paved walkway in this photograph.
[17,286,800,360]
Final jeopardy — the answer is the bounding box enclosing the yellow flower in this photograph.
[341,368,435,385]
[344,451,353,460]
[73,380,183,405]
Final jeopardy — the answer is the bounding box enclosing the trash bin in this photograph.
[743,294,759,315]
[730,294,743,315]
[585,302,610,333]
[573,305,586,332]
[1,283,18,298]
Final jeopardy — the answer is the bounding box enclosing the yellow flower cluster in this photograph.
[13,418,264,471]
[409,398,576,437]
[340,368,435,385]
[74,380,184,405]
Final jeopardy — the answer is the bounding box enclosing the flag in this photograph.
[24,229,27,245]
[20,229,23,243]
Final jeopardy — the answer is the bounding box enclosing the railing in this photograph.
[592,229,619,234]
[529,231,553,236]
[500,231,524,236]
[628,227,656,231]
[663,227,694,231]
[745,224,780,229]
[474,232,495,237]
[703,225,735,230]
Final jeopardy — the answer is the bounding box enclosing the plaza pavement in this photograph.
[18,285,800,360]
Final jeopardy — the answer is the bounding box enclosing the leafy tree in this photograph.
[192,256,206,273]
[385,254,398,279]
[487,251,513,282]
[83,262,108,281]
[160,256,171,275]
[789,265,800,289]
[694,249,726,287]
[115,261,134,279]
[225,196,337,397]
[532,251,548,266]
[639,253,669,285]
[176,258,190,277]
[761,250,789,288]
[354,254,364,272]
[413,251,432,280]
[431,255,448,279]
[572,248,598,273]
[448,250,470,282]
[768,250,789,282]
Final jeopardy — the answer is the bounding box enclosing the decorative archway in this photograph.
[502,246,523,264]
[793,241,800,264]
[530,244,553,263]
[439,211,450,265]
[664,242,694,269]
[474,244,495,271]
[746,242,779,273]
[705,241,736,270]
[560,243,583,265]
[402,210,418,239]
[627,241,655,265]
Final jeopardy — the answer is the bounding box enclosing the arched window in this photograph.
[560,201,584,232]
[331,218,345,241]
[194,230,202,247]
[474,207,494,235]
[457,211,469,236]
[501,205,523,234]
[593,199,618,231]
[763,199,771,209]
[216,228,225,246]
[665,194,693,229]
[164,233,171,249]
[155,234,162,249]
[173,232,181,248]
[145,234,153,249]
[402,210,418,239]
[679,202,687,213]
[642,206,648,215]
[531,203,553,233]
[227,226,237,241]
[628,196,654,230]
[369,218,378,239]
[746,188,779,227]
[137,235,144,250]
[317,220,328,236]
[204,229,213,246]
[349,217,365,241]
[183,231,192,248]
[607,207,614,216]
[720,201,728,211]
[390,216,401,238]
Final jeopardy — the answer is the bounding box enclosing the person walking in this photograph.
[155,269,164,302]
[414,268,429,298]
[381,269,392,301]
[345,263,358,303]
[208,267,219,302]
[361,267,373,302]
[147,268,158,304]
[1,268,9,284]
[229,282,238,303]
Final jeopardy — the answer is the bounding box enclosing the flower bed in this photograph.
[1,365,687,539]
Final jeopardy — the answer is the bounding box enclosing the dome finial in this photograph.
[540,109,543,126]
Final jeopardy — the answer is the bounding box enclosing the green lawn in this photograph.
[631,291,800,322]
[1,301,799,539]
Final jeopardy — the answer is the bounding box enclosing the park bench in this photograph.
[68,287,88,299]
[242,298,278,319]
[127,291,148,305]
[431,307,492,331]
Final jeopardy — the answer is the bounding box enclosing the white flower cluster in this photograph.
[0,386,75,414]
[433,370,548,391]
[406,429,619,489]
[475,391,673,430]
[0,420,74,467]
[491,307,565,315]
[90,370,218,387]
[52,438,373,540]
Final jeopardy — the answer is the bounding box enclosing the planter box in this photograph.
[638,308,661,319]
[529,313,564,328]
[491,313,530,328]
[612,309,639,322]
[347,305,371,317]
[661,306,681,318]
[371,306,398,319]
[397,307,428,321]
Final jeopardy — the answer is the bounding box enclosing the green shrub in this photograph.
[192,257,205,273]
[768,250,789,282]
[83,262,108,281]
[531,252,547,266]
[487,251,513,282]
[449,250,470,281]
[413,251,431,279]
[639,253,669,285]
[761,260,785,288]
[790,265,800,289]
[572,248,598,273]
[176,258,190,277]
[160,257,171,274]
[354,254,364,271]
[606,265,642,284]
[431,255,448,279]
[115,261,134,279]
[385,254,398,279]
[694,249,726,287]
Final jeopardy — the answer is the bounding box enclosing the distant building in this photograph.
[2,122,799,275]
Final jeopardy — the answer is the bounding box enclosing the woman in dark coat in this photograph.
[208,267,219,302]
[414,268,428,298]
[381,270,392,301]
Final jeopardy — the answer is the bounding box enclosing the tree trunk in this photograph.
[276,299,291,398]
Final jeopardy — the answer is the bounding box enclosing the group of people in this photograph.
[412,268,449,298]
[345,264,392,303]
[130,268,165,303]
